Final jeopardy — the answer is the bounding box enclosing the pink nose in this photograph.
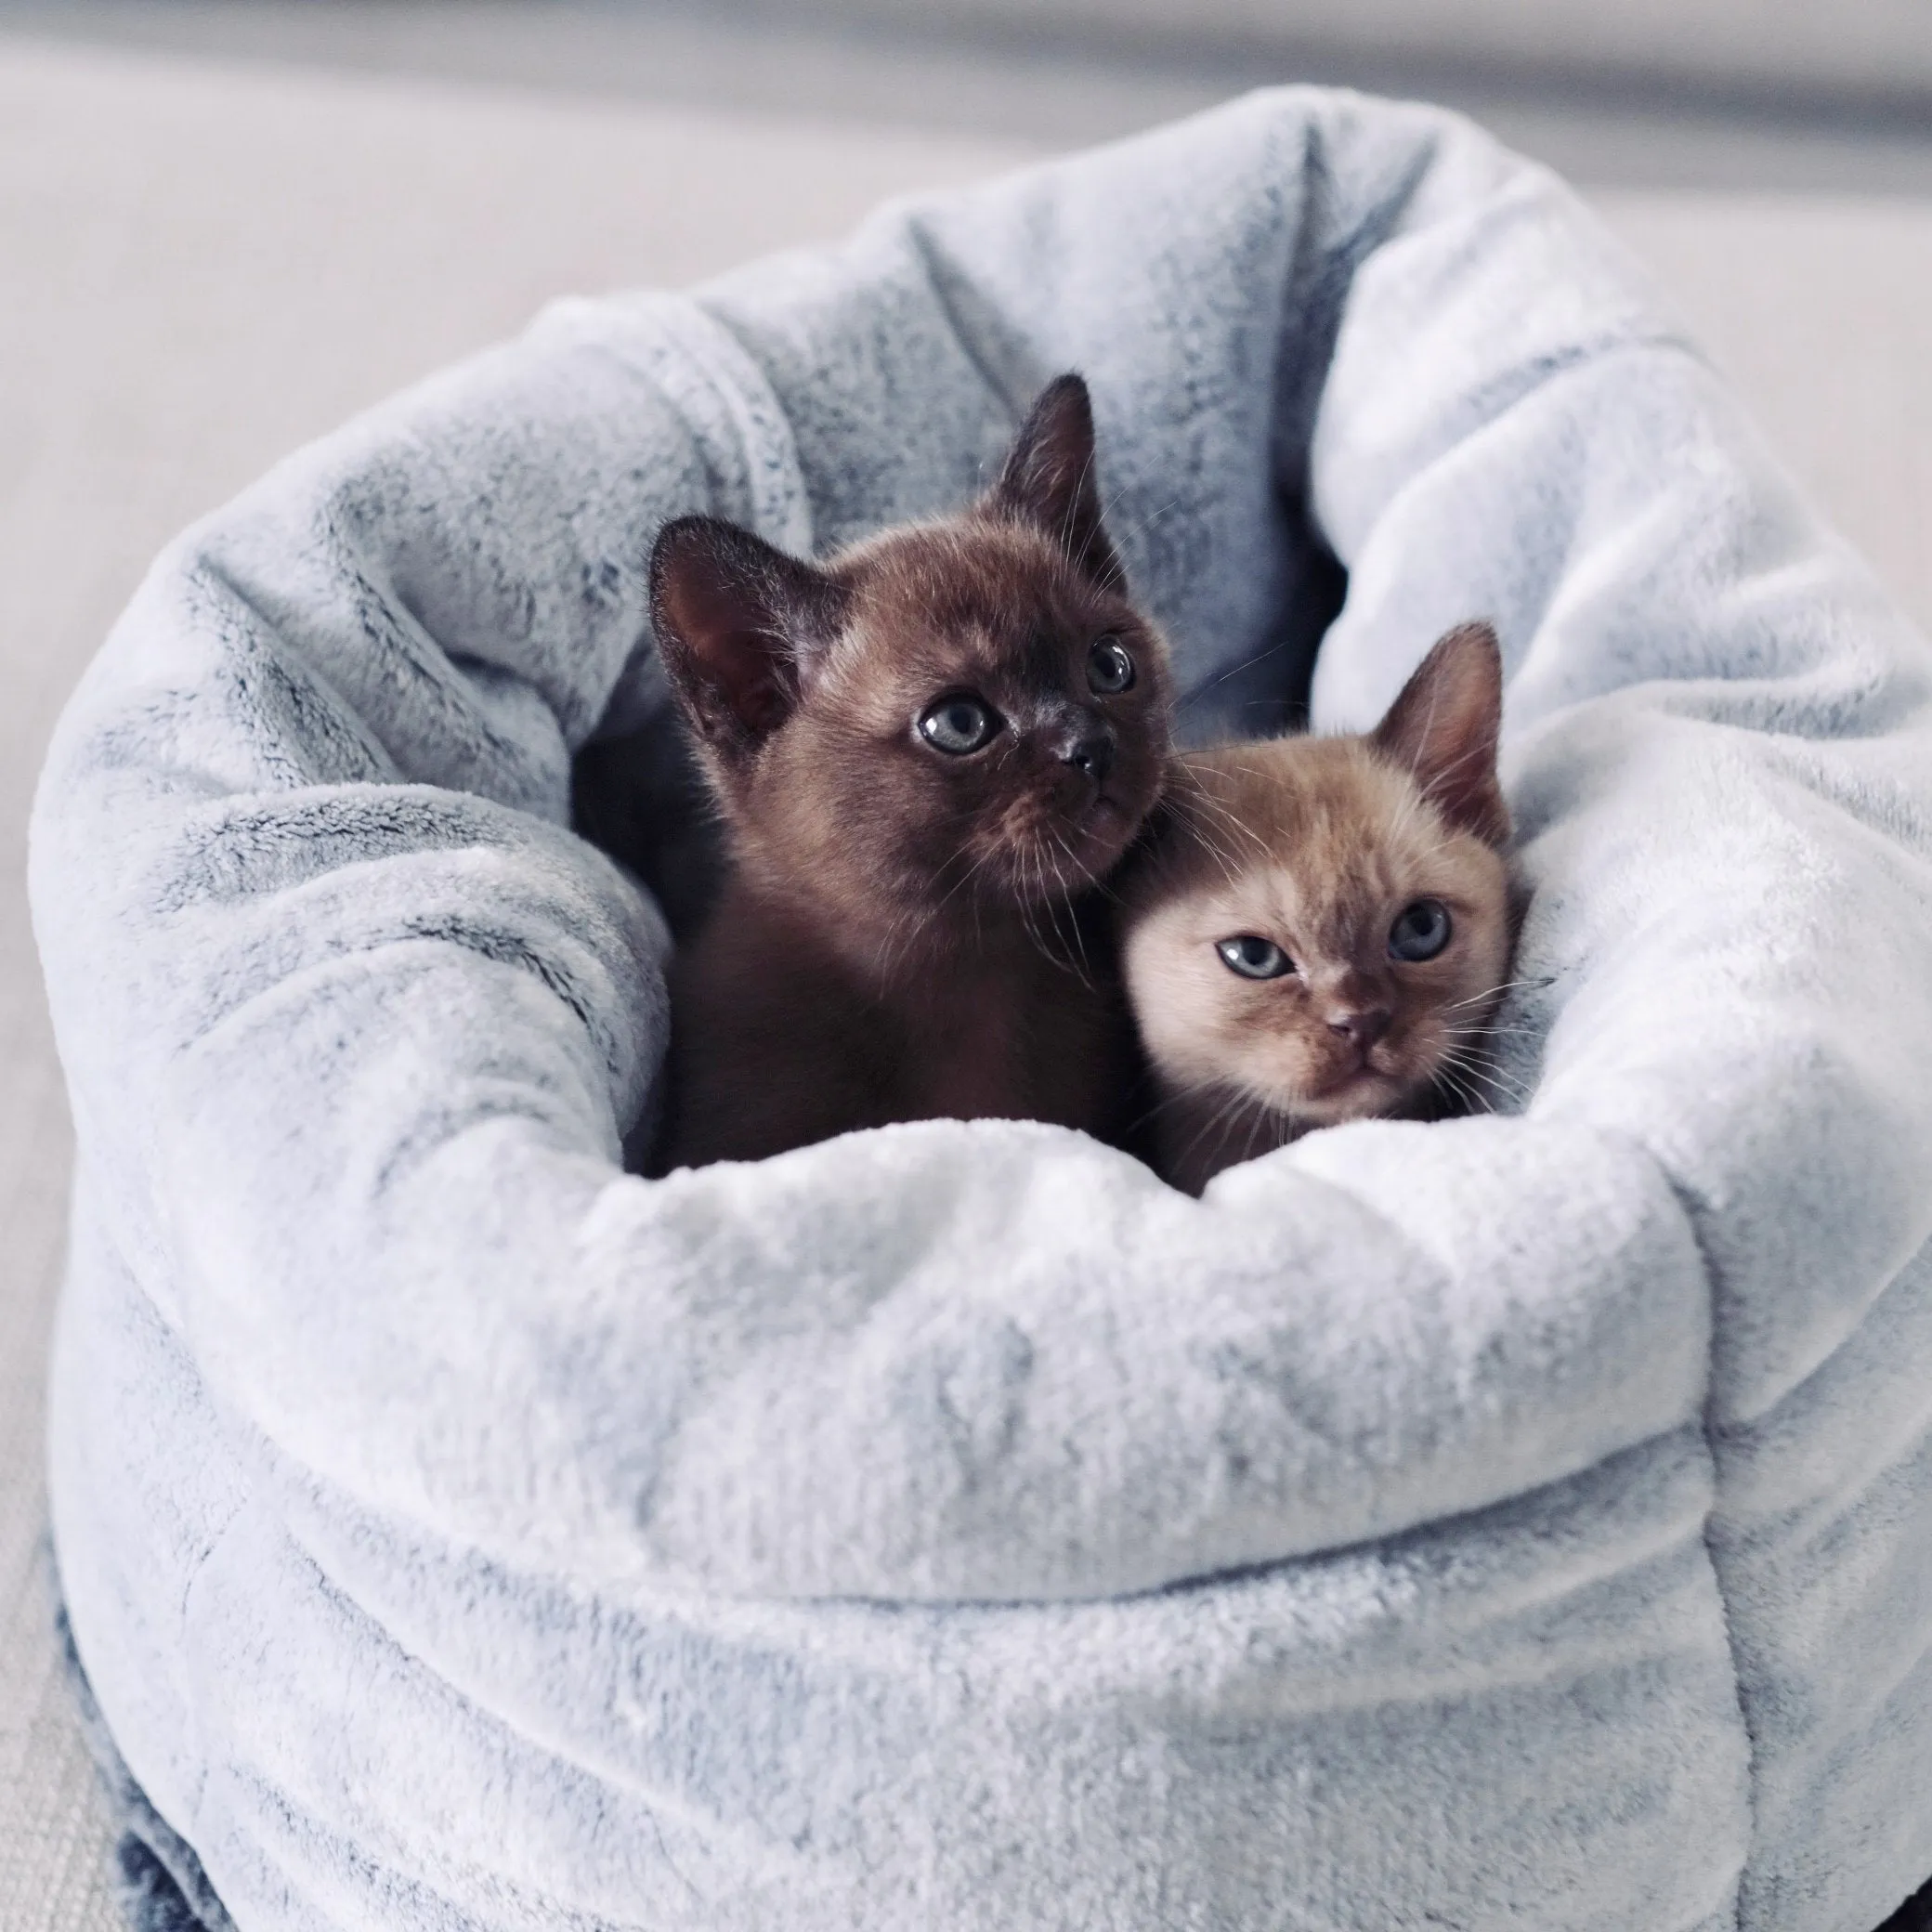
[1326,1006,1391,1050]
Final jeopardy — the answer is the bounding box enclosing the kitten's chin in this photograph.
[1075,788,1155,864]
[1002,803,1139,901]
[1281,1066,1416,1127]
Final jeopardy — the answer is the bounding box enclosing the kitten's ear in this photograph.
[1371,621,1510,847]
[649,516,847,759]
[987,373,1124,591]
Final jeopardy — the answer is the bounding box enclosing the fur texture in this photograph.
[1121,623,1514,1193]
[646,375,1171,1169]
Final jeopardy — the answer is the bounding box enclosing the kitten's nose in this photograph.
[1061,729,1115,788]
[1327,1005,1391,1050]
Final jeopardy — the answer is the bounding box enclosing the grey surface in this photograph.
[654,0,1932,108]
[0,30,1927,1929]
[5,0,1932,196]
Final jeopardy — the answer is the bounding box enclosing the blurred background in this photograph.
[5,0,1932,188]
[1,6,1928,1931]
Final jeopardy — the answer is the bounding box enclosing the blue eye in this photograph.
[1087,635,1135,695]
[918,694,999,754]
[1390,898,1452,962]
[1217,935,1291,980]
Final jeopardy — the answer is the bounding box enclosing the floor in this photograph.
[2,12,1928,1926]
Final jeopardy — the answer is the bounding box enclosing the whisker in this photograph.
[1175,1084,1252,1178]
[1047,830,1096,982]
[1442,974,1557,1014]
[1234,1088,1284,1168]
[1185,637,1298,700]
[1180,787,1268,853]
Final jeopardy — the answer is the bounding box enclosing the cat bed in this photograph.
[30,87,1932,1932]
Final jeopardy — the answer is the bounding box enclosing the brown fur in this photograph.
[646,374,1173,1171]
[1119,622,1516,1195]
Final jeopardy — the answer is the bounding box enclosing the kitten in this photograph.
[1118,621,1515,1196]
[645,374,1173,1172]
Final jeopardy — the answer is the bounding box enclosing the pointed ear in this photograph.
[986,372,1123,591]
[1371,621,1510,847]
[648,516,847,760]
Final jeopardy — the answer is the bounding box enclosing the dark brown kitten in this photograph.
[1119,622,1515,1195]
[646,374,1173,1172]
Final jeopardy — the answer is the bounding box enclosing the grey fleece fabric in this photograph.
[29,87,1932,1931]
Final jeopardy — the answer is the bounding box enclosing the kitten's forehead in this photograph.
[1166,738,1480,941]
[832,520,1109,680]
[1196,738,1433,843]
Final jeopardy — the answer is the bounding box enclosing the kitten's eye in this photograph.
[1390,898,1452,962]
[1087,635,1136,695]
[917,694,1000,755]
[1217,935,1292,980]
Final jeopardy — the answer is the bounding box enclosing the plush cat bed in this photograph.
[30,86,1932,1932]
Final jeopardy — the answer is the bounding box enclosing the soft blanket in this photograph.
[31,86,1932,1932]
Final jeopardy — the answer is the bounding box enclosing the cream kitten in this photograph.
[1119,622,1516,1194]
